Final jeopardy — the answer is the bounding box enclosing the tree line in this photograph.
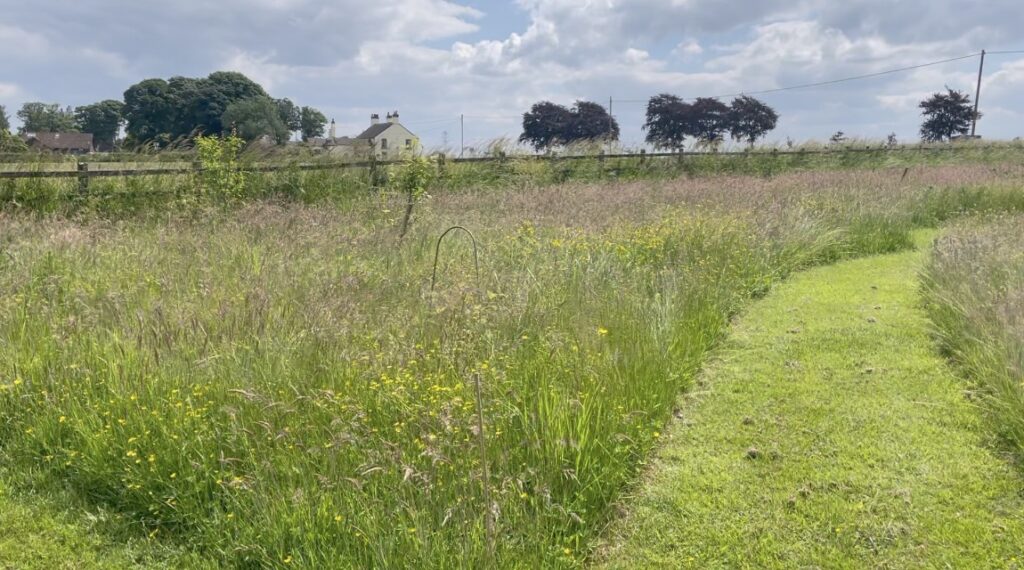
[519,95,779,151]
[519,88,983,150]
[0,80,986,154]
[0,71,328,151]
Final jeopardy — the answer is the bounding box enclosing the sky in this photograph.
[2,0,1023,151]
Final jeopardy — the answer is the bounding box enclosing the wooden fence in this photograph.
[0,145,974,182]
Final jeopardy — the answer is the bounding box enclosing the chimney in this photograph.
[388,110,399,124]
[370,113,380,125]
[329,118,336,139]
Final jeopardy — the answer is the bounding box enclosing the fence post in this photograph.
[639,149,647,165]
[77,162,89,195]
[369,153,380,189]
[437,152,446,177]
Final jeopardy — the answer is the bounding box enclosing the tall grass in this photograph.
[922,215,1024,452]
[1,166,1023,567]
[4,143,1024,217]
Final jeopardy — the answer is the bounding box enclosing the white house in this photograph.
[318,112,420,160]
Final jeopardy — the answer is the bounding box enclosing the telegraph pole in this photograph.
[971,49,985,137]
[608,96,613,151]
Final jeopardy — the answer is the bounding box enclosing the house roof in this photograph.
[24,132,94,151]
[306,136,364,148]
[354,123,393,140]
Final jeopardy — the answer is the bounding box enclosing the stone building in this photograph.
[315,112,419,160]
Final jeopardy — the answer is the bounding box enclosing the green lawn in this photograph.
[596,232,1024,568]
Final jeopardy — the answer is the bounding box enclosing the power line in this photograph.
[415,123,458,135]
[404,117,460,126]
[709,52,982,98]
[417,49,1023,146]
[615,52,983,103]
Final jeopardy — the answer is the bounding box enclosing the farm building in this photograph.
[20,132,94,154]
[314,112,419,160]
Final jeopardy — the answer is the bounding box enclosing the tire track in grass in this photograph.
[597,232,1024,569]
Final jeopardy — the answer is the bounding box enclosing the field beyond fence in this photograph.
[0,142,1012,180]
[3,141,1023,217]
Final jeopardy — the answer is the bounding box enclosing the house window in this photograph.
[381,139,389,150]
[405,139,412,149]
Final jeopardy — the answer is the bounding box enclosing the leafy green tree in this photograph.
[0,130,28,152]
[520,101,574,150]
[645,94,735,149]
[181,72,268,138]
[0,105,10,132]
[275,98,301,137]
[222,97,290,144]
[567,100,618,143]
[164,75,203,140]
[123,72,269,145]
[644,93,691,150]
[299,106,327,141]
[727,95,778,147]
[123,78,179,144]
[519,100,618,150]
[74,100,125,150]
[686,97,730,146]
[16,102,77,133]
[919,88,976,142]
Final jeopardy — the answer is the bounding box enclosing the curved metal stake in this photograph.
[431,225,480,292]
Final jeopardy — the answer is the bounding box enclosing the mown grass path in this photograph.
[598,234,1024,569]
[0,481,144,569]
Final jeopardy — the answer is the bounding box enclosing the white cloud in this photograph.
[984,58,1024,98]
[876,92,927,111]
[1,0,1022,143]
[673,40,703,57]
[0,83,20,99]
[622,48,651,64]
[0,24,49,56]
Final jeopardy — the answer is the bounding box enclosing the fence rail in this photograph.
[0,144,977,180]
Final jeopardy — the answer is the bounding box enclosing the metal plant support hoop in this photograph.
[431,225,480,292]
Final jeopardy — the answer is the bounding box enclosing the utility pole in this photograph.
[971,49,985,137]
[460,114,465,158]
[608,96,613,151]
